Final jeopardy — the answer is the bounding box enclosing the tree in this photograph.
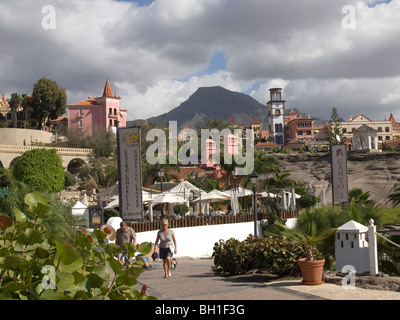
[30,77,67,129]
[386,179,400,207]
[328,107,346,145]
[13,148,65,193]
[7,93,23,128]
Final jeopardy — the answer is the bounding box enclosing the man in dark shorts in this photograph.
[116,221,136,263]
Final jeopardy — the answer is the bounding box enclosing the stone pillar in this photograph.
[368,219,379,276]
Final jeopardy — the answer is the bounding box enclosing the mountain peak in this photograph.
[147,86,268,129]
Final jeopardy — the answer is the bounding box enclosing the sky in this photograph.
[1,0,399,122]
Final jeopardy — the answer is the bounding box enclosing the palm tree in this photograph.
[7,93,23,128]
[386,179,400,207]
[348,188,375,205]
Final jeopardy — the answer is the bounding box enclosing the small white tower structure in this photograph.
[335,220,370,273]
[267,88,286,145]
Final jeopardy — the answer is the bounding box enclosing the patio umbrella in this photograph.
[290,188,297,211]
[321,188,327,206]
[151,193,188,216]
[258,192,278,198]
[194,189,231,203]
[194,189,231,215]
[280,191,288,211]
[223,187,253,198]
[230,189,239,215]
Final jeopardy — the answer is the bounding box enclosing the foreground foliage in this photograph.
[212,235,319,276]
[0,192,156,300]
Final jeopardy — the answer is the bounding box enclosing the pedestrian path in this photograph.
[137,257,400,300]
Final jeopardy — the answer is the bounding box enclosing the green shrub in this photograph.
[212,235,318,276]
[173,203,189,216]
[13,149,65,193]
[103,209,120,223]
[0,192,156,300]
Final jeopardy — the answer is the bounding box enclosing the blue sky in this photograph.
[1,0,400,121]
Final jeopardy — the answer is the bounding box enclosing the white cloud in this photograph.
[1,0,400,122]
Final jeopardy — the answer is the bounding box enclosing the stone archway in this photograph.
[9,157,20,168]
[67,158,86,174]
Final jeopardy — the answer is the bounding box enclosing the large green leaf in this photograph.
[92,265,110,281]
[105,243,122,256]
[56,271,75,291]
[86,273,105,289]
[17,229,44,246]
[24,192,52,219]
[138,242,152,255]
[125,242,137,257]
[0,255,24,269]
[107,257,123,275]
[55,242,83,273]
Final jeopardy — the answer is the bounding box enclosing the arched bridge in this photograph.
[0,145,92,171]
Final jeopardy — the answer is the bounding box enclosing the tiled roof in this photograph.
[103,79,113,97]
[252,115,261,125]
[68,98,99,106]
[1,94,8,106]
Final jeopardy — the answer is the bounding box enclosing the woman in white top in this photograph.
[154,219,177,278]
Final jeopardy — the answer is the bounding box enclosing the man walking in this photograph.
[116,221,137,263]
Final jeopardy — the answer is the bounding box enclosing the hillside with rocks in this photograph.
[271,152,400,206]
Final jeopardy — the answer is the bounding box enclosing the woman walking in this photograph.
[154,219,177,278]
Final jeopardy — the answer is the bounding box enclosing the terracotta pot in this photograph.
[297,258,325,285]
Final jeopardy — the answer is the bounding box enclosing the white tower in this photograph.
[267,88,286,145]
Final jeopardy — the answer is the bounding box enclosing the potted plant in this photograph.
[266,207,330,285]
[294,208,332,285]
[296,234,325,285]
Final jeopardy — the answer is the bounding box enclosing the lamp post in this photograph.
[249,170,259,237]
[232,167,238,192]
[158,168,165,193]
[158,167,165,218]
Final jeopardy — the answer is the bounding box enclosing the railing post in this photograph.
[368,219,379,276]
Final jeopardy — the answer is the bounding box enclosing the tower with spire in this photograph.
[267,88,286,145]
[67,80,127,136]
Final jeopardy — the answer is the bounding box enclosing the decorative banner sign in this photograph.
[117,127,143,220]
[331,144,348,205]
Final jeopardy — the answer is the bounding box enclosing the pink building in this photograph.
[67,80,127,136]
[287,110,315,143]
[201,134,239,168]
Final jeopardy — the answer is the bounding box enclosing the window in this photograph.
[342,128,347,133]
[385,127,390,132]
[378,127,382,132]
[386,136,390,141]
[306,131,312,136]
[275,109,281,116]
[79,109,83,116]
[298,131,303,135]
[78,120,83,128]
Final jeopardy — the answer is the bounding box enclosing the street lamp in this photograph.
[249,170,259,237]
[232,167,238,192]
[158,168,165,193]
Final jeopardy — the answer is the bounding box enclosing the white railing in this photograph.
[0,144,92,155]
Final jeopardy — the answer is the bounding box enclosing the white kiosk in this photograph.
[335,220,370,273]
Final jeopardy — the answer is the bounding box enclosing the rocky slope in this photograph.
[271,152,400,206]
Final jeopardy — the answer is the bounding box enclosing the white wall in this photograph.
[135,221,264,258]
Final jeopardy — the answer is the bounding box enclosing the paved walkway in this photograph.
[137,257,400,300]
